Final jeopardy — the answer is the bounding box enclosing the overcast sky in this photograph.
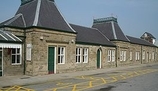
[0,0,158,42]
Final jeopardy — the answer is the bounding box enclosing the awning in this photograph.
[0,43,22,48]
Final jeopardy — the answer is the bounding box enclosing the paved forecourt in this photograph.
[1,64,158,91]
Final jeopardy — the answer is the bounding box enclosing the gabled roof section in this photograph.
[141,32,156,39]
[92,17,129,42]
[0,29,22,43]
[70,24,116,47]
[0,14,26,28]
[127,35,156,47]
[0,0,75,33]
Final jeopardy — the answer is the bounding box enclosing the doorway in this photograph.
[97,49,101,68]
[48,47,55,74]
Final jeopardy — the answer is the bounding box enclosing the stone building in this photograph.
[92,17,157,67]
[0,0,157,76]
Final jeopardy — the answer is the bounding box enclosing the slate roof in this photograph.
[0,0,75,33]
[92,17,129,42]
[70,24,116,47]
[127,35,156,47]
[0,30,22,43]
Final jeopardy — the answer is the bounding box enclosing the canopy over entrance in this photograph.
[0,29,22,48]
[0,43,21,48]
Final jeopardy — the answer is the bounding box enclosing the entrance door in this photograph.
[48,47,55,74]
[97,49,101,68]
[0,48,2,76]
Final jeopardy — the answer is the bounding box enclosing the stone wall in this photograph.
[3,48,24,76]
[2,27,24,76]
[25,28,76,76]
[1,27,158,76]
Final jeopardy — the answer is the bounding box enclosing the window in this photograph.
[142,51,145,60]
[120,50,126,61]
[130,51,132,60]
[76,48,82,63]
[58,47,65,64]
[12,48,21,65]
[108,50,115,62]
[152,52,155,60]
[83,48,88,63]
[149,53,151,60]
[111,50,115,62]
[76,48,89,63]
[108,50,111,62]
[135,52,140,61]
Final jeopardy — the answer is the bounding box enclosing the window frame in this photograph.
[108,49,115,62]
[76,48,82,63]
[135,51,140,61]
[107,50,112,62]
[120,50,126,61]
[130,51,132,61]
[58,47,65,64]
[152,52,155,60]
[83,48,88,63]
[11,48,21,65]
[142,51,145,60]
[111,50,115,62]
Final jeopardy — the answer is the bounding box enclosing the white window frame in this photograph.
[76,48,82,63]
[120,50,126,61]
[108,50,115,62]
[142,51,145,60]
[152,52,155,60]
[130,51,132,60]
[58,47,65,64]
[149,53,151,60]
[83,48,88,63]
[135,52,140,61]
[120,51,123,61]
[11,48,21,65]
[108,50,112,62]
[111,50,115,62]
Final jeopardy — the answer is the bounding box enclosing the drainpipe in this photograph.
[115,46,118,67]
[141,46,143,64]
[23,29,26,75]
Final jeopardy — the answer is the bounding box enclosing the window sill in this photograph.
[58,63,65,65]
[12,63,21,65]
[83,62,88,63]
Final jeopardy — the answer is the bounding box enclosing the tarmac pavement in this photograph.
[0,63,157,88]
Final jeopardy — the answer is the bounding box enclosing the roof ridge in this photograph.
[54,2,76,33]
[4,14,23,26]
[111,21,117,39]
[70,23,98,31]
[33,0,41,26]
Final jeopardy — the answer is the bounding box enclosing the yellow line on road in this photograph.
[111,77,117,82]
[90,77,94,80]
[72,85,77,91]
[52,88,57,91]
[101,78,107,83]
[134,71,139,75]
[120,75,126,79]
[89,81,92,87]
[6,85,17,91]
[81,76,85,79]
